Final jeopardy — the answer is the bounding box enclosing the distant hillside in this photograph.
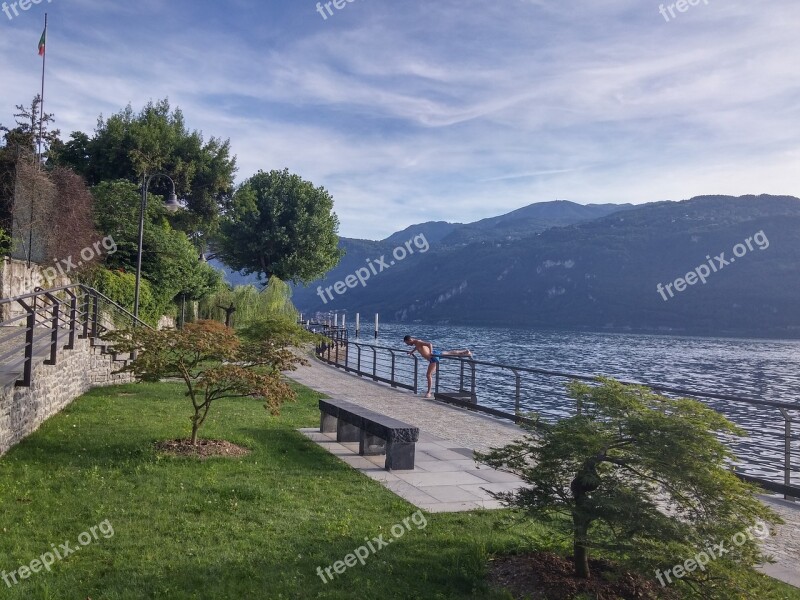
[291,194,800,338]
[214,199,626,292]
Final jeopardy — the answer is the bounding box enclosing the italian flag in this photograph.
[38,28,46,56]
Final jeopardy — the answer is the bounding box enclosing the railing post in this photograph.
[357,345,362,375]
[470,360,477,400]
[389,350,396,388]
[513,369,521,414]
[435,361,440,395]
[81,290,90,339]
[372,347,377,381]
[18,310,35,387]
[334,337,339,365]
[91,293,99,340]
[45,301,59,365]
[779,409,794,500]
[413,357,418,395]
[66,291,77,350]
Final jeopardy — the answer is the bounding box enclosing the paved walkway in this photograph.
[300,428,526,512]
[286,356,799,588]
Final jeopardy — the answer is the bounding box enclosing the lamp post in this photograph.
[134,173,182,321]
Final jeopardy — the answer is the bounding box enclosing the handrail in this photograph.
[450,356,800,412]
[0,284,153,388]
[1,284,151,329]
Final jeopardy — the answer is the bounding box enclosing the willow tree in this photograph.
[199,277,298,329]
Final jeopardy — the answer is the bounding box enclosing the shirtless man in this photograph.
[403,335,472,398]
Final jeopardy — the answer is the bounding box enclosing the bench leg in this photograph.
[385,441,415,471]
[337,419,361,443]
[320,412,337,433]
[360,432,386,456]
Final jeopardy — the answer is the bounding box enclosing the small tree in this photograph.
[478,378,782,598]
[107,320,308,444]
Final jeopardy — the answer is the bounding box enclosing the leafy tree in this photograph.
[91,179,221,319]
[478,378,782,599]
[53,99,236,237]
[87,267,160,325]
[106,320,307,444]
[216,168,344,284]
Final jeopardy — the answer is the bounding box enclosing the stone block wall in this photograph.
[0,257,71,321]
[0,337,133,456]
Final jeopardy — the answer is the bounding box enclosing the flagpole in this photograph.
[37,12,47,167]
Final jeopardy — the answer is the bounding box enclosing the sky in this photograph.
[1,0,799,240]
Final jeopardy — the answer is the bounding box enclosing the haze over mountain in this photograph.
[214,200,627,289]
[214,196,800,338]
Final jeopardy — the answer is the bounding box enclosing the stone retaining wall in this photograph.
[0,257,71,321]
[0,338,133,456]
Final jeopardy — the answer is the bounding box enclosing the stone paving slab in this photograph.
[301,428,523,513]
[289,357,800,588]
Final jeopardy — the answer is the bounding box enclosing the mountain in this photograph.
[439,200,631,246]
[213,200,627,292]
[290,194,800,338]
[287,200,631,307]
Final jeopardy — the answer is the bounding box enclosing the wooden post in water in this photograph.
[355,313,360,338]
[374,313,379,339]
[341,314,346,331]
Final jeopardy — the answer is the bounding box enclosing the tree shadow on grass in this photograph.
[55,534,487,600]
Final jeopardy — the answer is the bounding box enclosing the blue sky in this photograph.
[1,0,798,239]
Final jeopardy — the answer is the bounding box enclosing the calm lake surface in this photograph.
[340,322,800,487]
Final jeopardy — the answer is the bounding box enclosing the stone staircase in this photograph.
[0,325,131,390]
[0,285,144,455]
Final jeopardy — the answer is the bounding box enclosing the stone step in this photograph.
[0,370,22,389]
[0,325,110,387]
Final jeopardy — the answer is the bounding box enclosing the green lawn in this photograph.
[0,382,542,600]
[0,382,797,600]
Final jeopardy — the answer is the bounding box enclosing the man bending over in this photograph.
[403,335,472,398]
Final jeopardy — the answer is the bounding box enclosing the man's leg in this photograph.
[425,362,436,398]
[442,349,472,358]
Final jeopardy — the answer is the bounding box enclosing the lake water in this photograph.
[340,322,800,488]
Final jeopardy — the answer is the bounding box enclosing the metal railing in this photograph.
[0,284,151,387]
[309,323,423,392]
[313,335,799,500]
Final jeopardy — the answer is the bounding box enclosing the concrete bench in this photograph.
[319,398,419,470]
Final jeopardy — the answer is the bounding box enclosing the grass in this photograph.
[0,381,543,600]
[0,380,797,599]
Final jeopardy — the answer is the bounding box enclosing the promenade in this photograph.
[287,355,800,588]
